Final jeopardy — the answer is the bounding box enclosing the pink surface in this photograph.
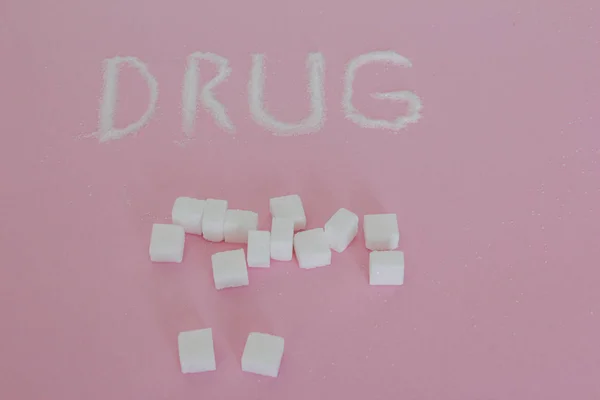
[1,1,600,399]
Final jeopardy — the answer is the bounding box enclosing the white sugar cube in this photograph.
[294,228,331,269]
[269,194,306,231]
[369,251,405,285]
[149,224,185,263]
[172,197,205,235]
[364,214,399,250]
[202,199,228,242]
[241,332,285,378]
[324,208,359,252]
[224,210,259,243]
[178,328,216,373]
[247,230,270,268]
[270,217,294,261]
[211,249,249,289]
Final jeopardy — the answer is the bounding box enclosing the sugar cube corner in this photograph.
[211,248,249,289]
[269,194,306,231]
[294,228,331,269]
[178,328,216,373]
[270,217,294,261]
[224,209,259,244]
[202,199,228,242]
[149,224,185,263]
[171,197,206,235]
[247,230,271,268]
[241,332,285,378]
[363,213,399,251]
[324,208,359,252]
[369,250,405,286]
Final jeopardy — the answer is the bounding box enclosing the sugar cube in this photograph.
[178,328,216,373]
[247,230,271,268]
[211,249,249,289]
[224,210,259,243]
[324,208,359,252]
[269,194,306,231]
[363,214,399,250]
[369,251,405,285]
[294,228,331,269]
[241,332,285,378]
[202,199,228,242]
[149,224,185,263]
[171,197,205,235]
[270,217,294,261]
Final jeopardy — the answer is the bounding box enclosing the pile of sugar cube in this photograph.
[149,194,405,377]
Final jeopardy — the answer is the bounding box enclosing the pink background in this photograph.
[1,0,600,399]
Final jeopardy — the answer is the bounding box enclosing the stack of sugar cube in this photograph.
[149,194,405,287]
[149,192,406,377]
